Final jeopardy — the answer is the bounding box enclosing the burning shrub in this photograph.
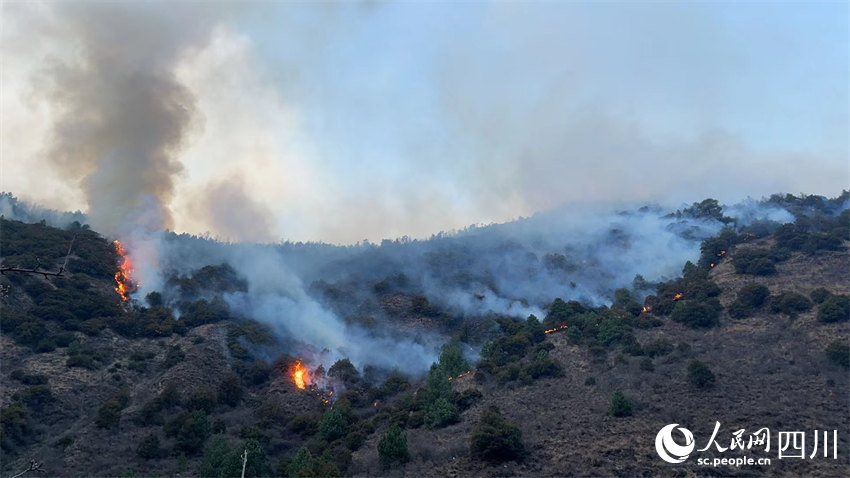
[698,228,740,269]
[470,406,525,462]
[687,360,716,389]
[377,424,409,469]
[825,341,850,368]
[817,295,850,323]
[609,391,633,417]
[437,342,471,377]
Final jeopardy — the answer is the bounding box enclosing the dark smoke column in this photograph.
[39,3,220,234]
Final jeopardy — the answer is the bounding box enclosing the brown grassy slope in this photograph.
[352,243,850,477]
[0,322,321,477]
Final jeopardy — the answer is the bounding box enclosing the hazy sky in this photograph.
[2,1,847,243]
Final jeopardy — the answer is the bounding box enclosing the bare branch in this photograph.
[0,234,76,278]
[10,459,45,478]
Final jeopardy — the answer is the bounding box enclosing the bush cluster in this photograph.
[470,406,525,462]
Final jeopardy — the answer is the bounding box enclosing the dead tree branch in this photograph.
[0,235,76,279]
[10,459,45,478]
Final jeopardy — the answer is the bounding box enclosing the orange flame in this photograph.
[292,361,310,390]
[641,305,651,313]
[544,324,569,334]
[113,240,137,302]
[673,293,684,301]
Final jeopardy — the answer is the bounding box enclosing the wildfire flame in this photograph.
[448,370,472,382]
[718,250,727,257]
[292,361,310,390]
[673,292,684,301]
[544,324,569,334]
[113,240,137,302]
[641,305,651,313]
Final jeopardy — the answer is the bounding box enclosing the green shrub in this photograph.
[817,295,849,323]
[328,359,361,388]
[470,406,525,462]
[455,388,483,412]
[377,424,409,469]
[770,292,813,317]
[425,397,459,429]
[186,388,217,413]
[644,339,674,358]
[610,391,633,417]
[13,385,54,411]
[96,389,130,429]
[584,377,596,386]
[217,374,243,407]
[728,284,770,319]
[732,248,788,275]
[318,408,348,442]
[525,351,565,379]
[825,341,849,368]
[687,360,716,389]
[199,436,270,478]
[162,346,185,369]
[137,433,164,459]
[639,357,655,372]
[810,288,833,304]
[525,315,546,343]
[671,300,720,328]
[281,447,339,478]
[166,410,210,455]
[0,402,31,452]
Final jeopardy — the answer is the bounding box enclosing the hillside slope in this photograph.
[361,241,849,477]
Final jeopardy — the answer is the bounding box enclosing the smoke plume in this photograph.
[34,3,222,235]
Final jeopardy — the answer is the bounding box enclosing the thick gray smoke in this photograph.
[144,197,812,375]
[35,3,221,235]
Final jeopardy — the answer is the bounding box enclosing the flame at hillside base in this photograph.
[292,361,310,390]
[113,240,138,302]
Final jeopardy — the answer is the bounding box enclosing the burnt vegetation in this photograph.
[1,192,849,476]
